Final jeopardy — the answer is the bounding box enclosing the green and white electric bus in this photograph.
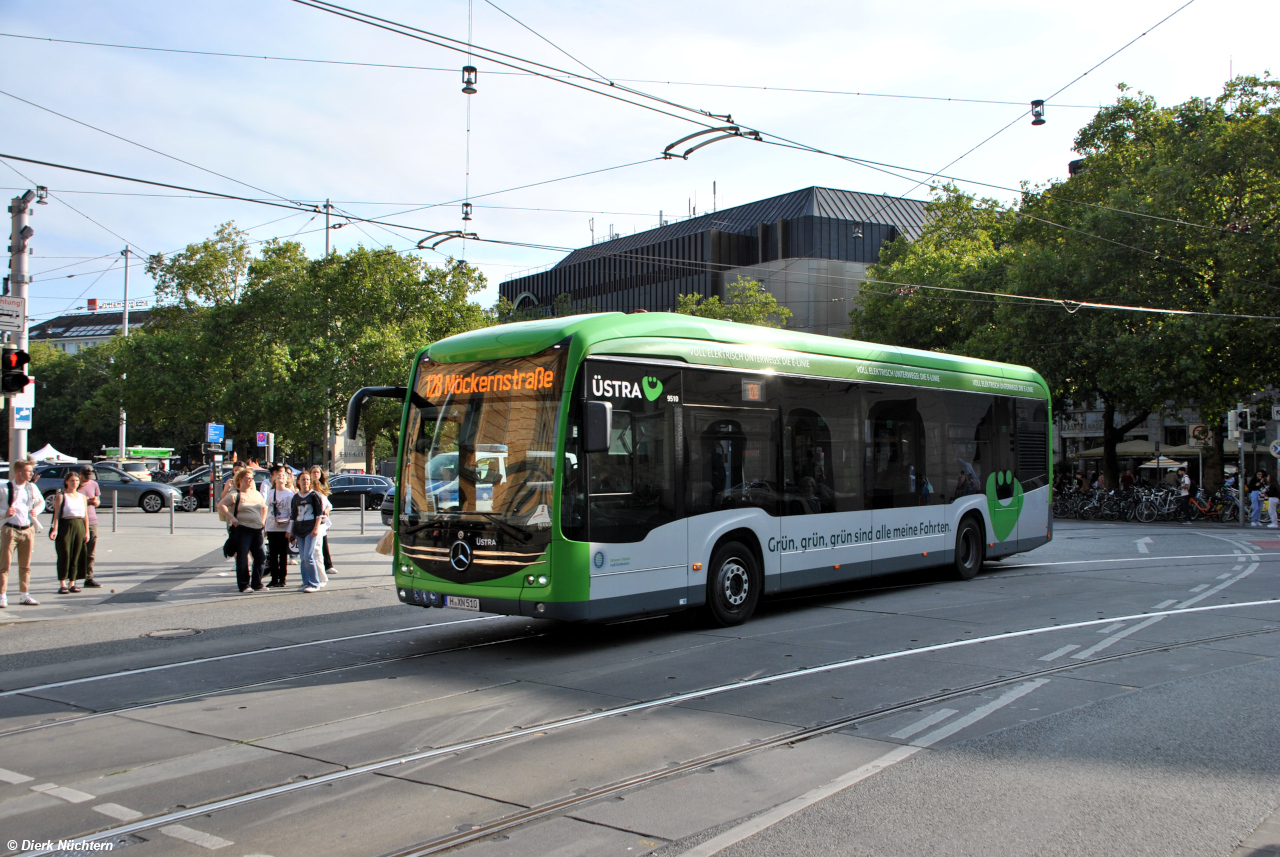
[347,312,1051,626]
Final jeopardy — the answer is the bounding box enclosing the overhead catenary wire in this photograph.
[0,32,1105,108]
[0,88,302,206]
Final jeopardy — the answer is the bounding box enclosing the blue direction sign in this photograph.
[1270,439,1280,459]
[206,422,225,443]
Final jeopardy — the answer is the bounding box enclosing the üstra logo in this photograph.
[642,376,662,401]
[985,471,1024,541]
[592,375,663,401]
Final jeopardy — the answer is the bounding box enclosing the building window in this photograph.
[1163,426,1187,447]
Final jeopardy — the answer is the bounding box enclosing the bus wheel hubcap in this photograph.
[721,560,749,607]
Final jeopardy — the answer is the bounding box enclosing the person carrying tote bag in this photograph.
[48,471,90,595]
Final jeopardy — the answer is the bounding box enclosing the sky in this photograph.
[2,0,1276,321]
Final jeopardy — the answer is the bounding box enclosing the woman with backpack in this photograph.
[290,471,325,593]
[48,471,90,594]
[217,468,268,592]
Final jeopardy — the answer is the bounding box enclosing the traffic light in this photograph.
[0,346,30,396]
[1238,409,1252,433]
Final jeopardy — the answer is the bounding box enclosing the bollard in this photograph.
[112,491,118,533]
[360,496,366,535]
[169,499,175,534]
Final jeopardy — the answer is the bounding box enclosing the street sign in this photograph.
[206,422,225,443]
[257,431,268,447]
[0,296,26,334]
[1273,405,1280,422]
[1190,424,1209,446]
[11,377,33,429]
[1271,439,1280,459]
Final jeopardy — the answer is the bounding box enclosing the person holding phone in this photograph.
[263,464,295,588]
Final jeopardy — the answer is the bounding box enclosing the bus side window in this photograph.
[865,397,926,509]
[782,378,861,515]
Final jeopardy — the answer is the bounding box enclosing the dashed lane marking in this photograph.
[889,708,957,740]
[1097,622,1126,634]
[94,803,143,821]
[28,784,94,803]
[1179,563,1259,609]
[1218,573,1232,580]
[1038,645,1080,662]
[1190,584,1210,592]
[1072,616,1166,660]
[160,824,233,850]
[1154,599,1177,609]
[0,767,33,784]
[912,680,1051,747]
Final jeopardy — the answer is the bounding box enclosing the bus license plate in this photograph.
[446,596,480,612]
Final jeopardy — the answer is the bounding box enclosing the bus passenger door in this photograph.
[684,404,781,602]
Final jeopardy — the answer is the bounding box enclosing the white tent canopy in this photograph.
[30,444,76,463]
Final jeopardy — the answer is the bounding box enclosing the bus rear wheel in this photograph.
[953,517,984,580]
[706,540,761,627]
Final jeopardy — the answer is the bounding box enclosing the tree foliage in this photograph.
[676,275,792,328]
[67,225,490,470]
[852,77,1280,487]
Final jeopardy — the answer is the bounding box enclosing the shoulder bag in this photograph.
[222,491,242,558]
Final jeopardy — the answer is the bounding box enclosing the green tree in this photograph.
[146,221,251,307]
[676,276,792,328]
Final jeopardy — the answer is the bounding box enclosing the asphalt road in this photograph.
[2,518,1279,857]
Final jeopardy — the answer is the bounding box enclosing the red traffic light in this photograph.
[0,346,29,395]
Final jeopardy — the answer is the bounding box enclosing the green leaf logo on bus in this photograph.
[642,376,663,401]
[985,471,1024,541]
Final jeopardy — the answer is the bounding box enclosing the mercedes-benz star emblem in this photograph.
[449,540,473,571]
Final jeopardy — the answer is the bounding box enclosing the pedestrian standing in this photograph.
[263,464,295,588]
[1177,467,1193,524]
[0,458,44,607]
[309,465,337,577]
[78,465,102,588]
[1249,470,1266,527]
[49,471,90,594]
[217,469,267,592]
[1267,473,1280,528]
[290,471,324,593]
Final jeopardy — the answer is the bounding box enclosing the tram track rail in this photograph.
[24,597,1280,857]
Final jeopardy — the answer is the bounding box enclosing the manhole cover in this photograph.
[144,629,201,639]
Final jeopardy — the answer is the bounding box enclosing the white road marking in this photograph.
[1190,584,1210,593]
[37,785,95,803]
[675,745,922,857]
[1218,573,1231,580]
[889,708,957,740]
[44,599,1280,857]
[0,767,32,784]
[1072,616,1165,659]
[160,824,233,850]
[998,551,1280,570]
[912,680,1050,747]
[94,803,143,821]
[1234,565,1244,572]
[0,616,500,698]
[1038,645,1080,661]
[1179,563,1259,609]
[1153,599,1177,609]
[1135,537,1152,554]
[1097,622,1126,634]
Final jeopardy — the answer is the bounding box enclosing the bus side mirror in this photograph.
[584,401,612,453]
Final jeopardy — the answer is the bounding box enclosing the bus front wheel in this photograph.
[706,541,761,627]
[953,517,984,581]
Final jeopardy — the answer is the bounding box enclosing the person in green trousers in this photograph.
[49,471,90,594]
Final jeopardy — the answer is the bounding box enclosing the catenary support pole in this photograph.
[118,248,129,460]
[1239,402,1247,527]
[112,491,117,532]
[360,496,365,535]
[169,498,174,534]
[8,191,32,462]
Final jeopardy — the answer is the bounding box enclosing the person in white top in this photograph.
[0,458,45,608]
[262,464,295,588]
[49,471,90,594]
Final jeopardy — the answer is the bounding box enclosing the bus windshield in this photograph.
[400,347,566,534]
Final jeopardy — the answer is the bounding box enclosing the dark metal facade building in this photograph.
[500,187,928,324]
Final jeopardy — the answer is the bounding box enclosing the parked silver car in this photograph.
[34,463,182,513]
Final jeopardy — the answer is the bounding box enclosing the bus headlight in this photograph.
[537,575,549,586]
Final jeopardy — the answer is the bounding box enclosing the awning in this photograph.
[30,444,77,462]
